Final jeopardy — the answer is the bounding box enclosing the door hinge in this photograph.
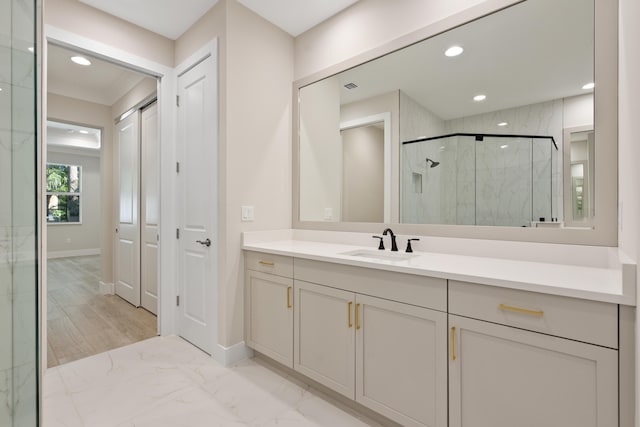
[176,295,180,306]
[176,228,180,239]
[176,162,180,173]
[157,234,160,242]
[176,95,180,107]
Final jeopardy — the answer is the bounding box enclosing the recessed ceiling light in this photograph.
[79,130,89,134]
[473,94,486,101]
[27,47,34,53]
[444,46,464,57]
[500,144,509,149]
[0,88,3,92]
[582,82,595,90]
[497,122,508,127]
[71,56,92,66]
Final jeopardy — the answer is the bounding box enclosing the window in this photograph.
[46,163,81,223]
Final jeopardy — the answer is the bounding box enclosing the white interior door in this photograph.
[176,55,217,354]
[115,112,141,306]
[141,101,159,314]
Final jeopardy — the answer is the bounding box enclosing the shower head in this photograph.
[426,157,440,168]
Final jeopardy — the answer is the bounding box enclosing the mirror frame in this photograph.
[292,0,618,246]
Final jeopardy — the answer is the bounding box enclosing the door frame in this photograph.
[41,26,178,373]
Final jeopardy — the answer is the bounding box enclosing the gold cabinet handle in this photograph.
[450,327,456,361]
[286,286,292,308]
[355,303,361,330]
[498,303,543,317]
[258,260,274,266]
[348,301,353,328]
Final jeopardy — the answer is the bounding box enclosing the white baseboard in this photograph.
[215,341,253,367]
[99,281,115,295]
[47,248,101,259]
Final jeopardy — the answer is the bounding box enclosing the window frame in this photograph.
[46,162,83,225]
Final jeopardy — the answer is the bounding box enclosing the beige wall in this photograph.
[299,77,342,222]
[342,125,384,222]
[221,0,294,346]
[47,93,114,282]
[111,78,157,120]
[44,0,174,68]
[174,0,226,67]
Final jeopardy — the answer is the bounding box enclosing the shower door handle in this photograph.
[196,238,211,247]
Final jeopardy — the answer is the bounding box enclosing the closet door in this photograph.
[115,112,140,306]
[140,102,159,314]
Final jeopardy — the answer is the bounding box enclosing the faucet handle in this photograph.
[406,238,420,253]
[372,236,385,250]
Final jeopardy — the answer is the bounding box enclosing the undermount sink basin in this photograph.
[340,249,418,261]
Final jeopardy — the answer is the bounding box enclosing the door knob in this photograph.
[196,238,211,247]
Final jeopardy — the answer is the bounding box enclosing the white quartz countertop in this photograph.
[242,234,636,306]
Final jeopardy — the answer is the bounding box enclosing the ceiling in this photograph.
[78,0,359,39]
[47,44,153,106]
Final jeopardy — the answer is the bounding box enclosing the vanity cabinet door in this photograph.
[355,295,447,427]
[448,314,618,427]
[294,280,356,399]
[245,270,293,367]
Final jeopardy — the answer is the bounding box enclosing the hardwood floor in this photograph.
[47,256,157,368]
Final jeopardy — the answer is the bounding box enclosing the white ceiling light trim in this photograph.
[473,94,487,101]
[444,46,464,57]
[71,56,92,66]
[582,82,595,90]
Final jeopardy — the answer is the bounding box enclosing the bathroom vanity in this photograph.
[243,230,635,427]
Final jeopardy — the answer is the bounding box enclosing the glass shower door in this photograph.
[1,0,39,425]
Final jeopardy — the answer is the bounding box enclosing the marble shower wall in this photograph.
[0,0,38,425]
[401,95,561,226]
[445,100,562,223]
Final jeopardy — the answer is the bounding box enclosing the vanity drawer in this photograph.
[245,251,293,278]
[294,258,447,311]
[449,280,618,348]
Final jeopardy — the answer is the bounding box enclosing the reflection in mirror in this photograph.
[298,0,598,230]
[401,133,558,227]
[564,127,595,226]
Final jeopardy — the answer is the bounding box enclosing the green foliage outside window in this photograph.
[46,164,81,223]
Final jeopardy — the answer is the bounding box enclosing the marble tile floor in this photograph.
[47,256,157,367]
[44,336,385,427]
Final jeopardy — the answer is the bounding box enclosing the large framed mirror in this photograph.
[293,0,617,246]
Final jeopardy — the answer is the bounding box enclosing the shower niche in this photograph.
[401,133,558,227]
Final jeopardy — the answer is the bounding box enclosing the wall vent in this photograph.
[344,82,358,90]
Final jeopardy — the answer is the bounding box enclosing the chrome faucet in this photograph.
[382,228,398,252]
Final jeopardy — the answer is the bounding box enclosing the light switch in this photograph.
[241,206,254,221]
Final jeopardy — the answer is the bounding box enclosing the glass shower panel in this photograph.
[476,137,532,227]
[0,0,39,425]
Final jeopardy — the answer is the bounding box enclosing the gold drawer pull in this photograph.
[450,327,456,361]
[286,287,292,309]
[348,301,353,328]
[355,303,361,330]
[258,260,274,266]
[499,303,544,317]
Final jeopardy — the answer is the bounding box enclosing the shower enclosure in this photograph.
[0,0,39,425]
[401,133,558,227]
